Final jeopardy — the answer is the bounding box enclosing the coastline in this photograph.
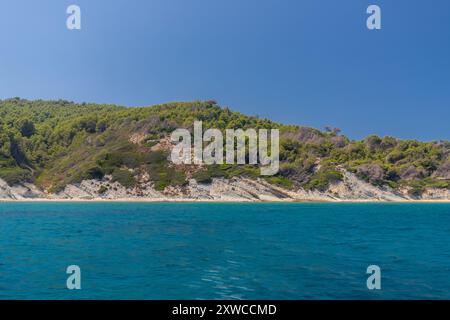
[1,198,450,203]
[2,173,450,203]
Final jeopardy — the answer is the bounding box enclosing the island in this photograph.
[0,98,449,202]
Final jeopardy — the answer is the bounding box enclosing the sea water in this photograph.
[0,202,449,299]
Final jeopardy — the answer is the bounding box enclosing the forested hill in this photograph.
[0,98,449,197]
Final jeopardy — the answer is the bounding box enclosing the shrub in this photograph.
[408,183,425,197]
[193,170,213,184]
[98,185,108,194]
[85,166,105,180]
[356,163,385,185]
[265,175,293,189]
[386,151,404,164]
[146,151,187,191]
[193,165,225,184]
[304,169,343,191]
[0,167,32,185]
[221,164,259,179]
[143,150,167,164]
[111,169,136,188]
[20,120,36,137]
[150,168,186,191]
[98,151,141,172]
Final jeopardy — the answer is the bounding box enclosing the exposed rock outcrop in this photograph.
[1,170,449,202]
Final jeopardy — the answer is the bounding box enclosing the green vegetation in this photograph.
[0,167,32,185]
[264,175,294,189]
[0,98,448,194]
[304,169,343,192]
[193,165,226,184]
[145,150,187,191]
[111,169,137,188]
[98,185,108,194]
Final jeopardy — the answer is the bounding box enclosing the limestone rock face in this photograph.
[0,179,45,200]
[0,170,449,202]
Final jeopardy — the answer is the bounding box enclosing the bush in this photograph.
[409,184,425,197]
[143,150,167,164]
[149,168,187,191]
[265,175,293,189]
[193,170,213,184]
[221,164,259,179]
[98,185,108,194]
[0,167,32,185]
[98,151,141,172]
[20,120,36,137]
[193,165,225,184]
[356,163,385,185]
[111,169,136,188]
[304,169,343,191]
[144,140,158,148]
[386,151,404,164]
[146,151,187,191]
[85,166,105,180]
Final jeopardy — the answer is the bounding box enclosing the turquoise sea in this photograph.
[0,202,450,300]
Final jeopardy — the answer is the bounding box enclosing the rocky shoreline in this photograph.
[1,170,449,202]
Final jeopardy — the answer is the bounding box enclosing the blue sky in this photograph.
[0,0,449,140]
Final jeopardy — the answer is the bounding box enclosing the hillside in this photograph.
[0,98,449,201]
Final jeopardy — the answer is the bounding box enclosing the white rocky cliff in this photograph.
[1,170,449,202]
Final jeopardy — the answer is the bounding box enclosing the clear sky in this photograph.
[0,0,449,140]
